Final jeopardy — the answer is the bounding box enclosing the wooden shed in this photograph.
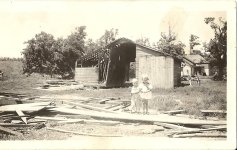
[75,38,182,89]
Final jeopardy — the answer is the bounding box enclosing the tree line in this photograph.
[22,17,226,79]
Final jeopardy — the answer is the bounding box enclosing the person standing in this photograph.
[130,78,140,113]
[139,75,153,115]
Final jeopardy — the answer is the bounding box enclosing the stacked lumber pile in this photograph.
[0,96,227,138]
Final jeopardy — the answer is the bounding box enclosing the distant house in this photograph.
[75,38,182,89]
[182,54,210,76]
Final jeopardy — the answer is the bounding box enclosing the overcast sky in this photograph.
[0,0,230,58]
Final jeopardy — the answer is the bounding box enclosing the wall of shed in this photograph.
[75,67,98,84]
[173,59,181,86]
[135,45,164,79]
[137,56,174,89]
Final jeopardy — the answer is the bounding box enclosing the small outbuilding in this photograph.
[75,38,182,89]
[182,54,210,76]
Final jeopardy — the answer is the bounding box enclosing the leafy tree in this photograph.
[204,17,227,78]
[84,38,100,54]
[22,26,87,78]
[135,37,151,46]
[189,34,200,52]
[62,26,87,77]
[22,31,56,76]
[153,31,185,55]
[97,28,118,47]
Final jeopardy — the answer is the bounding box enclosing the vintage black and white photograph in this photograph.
[0,0,236,149]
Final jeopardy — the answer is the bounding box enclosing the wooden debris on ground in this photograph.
[0,95,227,138]
[162,110,186,115]
[0,125,22,136]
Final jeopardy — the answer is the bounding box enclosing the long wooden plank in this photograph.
[0,123,37,127]
[0,102,52,112]
[0,106,54,112]
[34,116,70,121]
[162,110,186,115]
[0,125,22,136]
[153,122,194,130]
[104,103,121,109]
[172,133,227,138]
[63,101,119,114]
[169,126,227,136]
[47,127,121,137]
[16,109,27,124]
[49,107,226,126]
[200,110,227,114]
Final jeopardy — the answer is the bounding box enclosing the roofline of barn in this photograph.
[80,37,183,62]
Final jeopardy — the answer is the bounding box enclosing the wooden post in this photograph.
[105,59,111,86]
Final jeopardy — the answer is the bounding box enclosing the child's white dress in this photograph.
[130,86,140,112]
[139,83,153,100]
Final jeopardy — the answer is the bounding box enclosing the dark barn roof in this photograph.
[81,37,182,65]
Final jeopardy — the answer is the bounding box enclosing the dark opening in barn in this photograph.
[75,38,136,87]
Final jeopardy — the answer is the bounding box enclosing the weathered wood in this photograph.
[98,99,111,104]
[200,110,226,114]
[34,116,69,121]
[16,109,27,124]
[163,110,185,115]
[0,123,37,127]
[0,125,22,136]
[153,122,193,130]
[111,104,130,111]
[47,127,121,137]
[104,104,122,109]
[63,101,119,114]
[49,107,226,126]
[59,119,121,126]
[172,133,227,138]
[35,116,120,126]
[0,102,52,112]
[169,126,227,136]
[108,104,124,111]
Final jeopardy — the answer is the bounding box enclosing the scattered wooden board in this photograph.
[200,110,226,114]
[0,123,37,127]
[16,109,27,124]
[0,102,52,112]
[163,110,185,115]
[99,99,111,104]
[49,107,226,126]
[104,103,121,109]
[0,125,22,136]
[172,133,227,138]
[168,126,227,136]
[153,122,194,130]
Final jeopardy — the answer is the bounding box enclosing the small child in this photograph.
[195,72,200,86]
[187,70,192,86]
[139,75,152,115]
[130,78,140,113]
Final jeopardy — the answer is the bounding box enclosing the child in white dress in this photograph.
[139,75,152,115]
[130,78,140,113]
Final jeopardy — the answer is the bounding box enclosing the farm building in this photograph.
[75,38,182,89]
[182,54,210,76]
